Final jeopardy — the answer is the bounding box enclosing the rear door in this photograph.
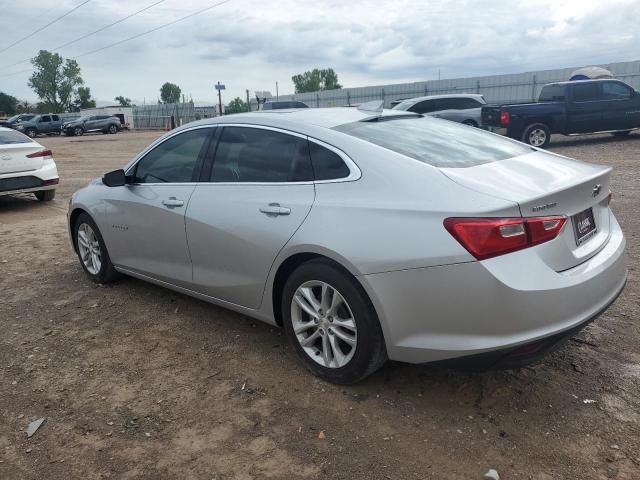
[104,126,214,286]
[601,81,640,130]
[51,115,62,132]
[38,115,52,133]
[0,130,43,175]
[186,125,315,309]
[567,82,607,133]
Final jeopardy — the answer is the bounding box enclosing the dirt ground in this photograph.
[1,129,639,480]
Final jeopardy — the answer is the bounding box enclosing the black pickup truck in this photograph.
[482,79,640,147]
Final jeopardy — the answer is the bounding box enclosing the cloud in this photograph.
[1,0,638,105]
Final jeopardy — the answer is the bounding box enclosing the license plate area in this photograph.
[572,207,597,246]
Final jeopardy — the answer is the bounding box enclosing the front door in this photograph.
[186,125,315,309]
[103,126,214,286]
[601,81,640,131]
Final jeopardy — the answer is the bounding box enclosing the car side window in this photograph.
[52,115,60,121]
[211,127,313,183]
[134,128,210,183]
[40,116,51,122]
[457,98,482,109]
[602,82,632,100]
[410,100,436,114]
[572,83,602,102]
[309,141,351,181]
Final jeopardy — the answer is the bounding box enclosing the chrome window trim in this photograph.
[307,136,361,183]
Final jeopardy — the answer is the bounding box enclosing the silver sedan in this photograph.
[68,106,626,384]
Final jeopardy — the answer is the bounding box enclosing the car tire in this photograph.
[25,128,37,138]
[462,119,478,127]
[73,126,84,136]
[108,124,118,134]
[612,130,632,136]
[522,123,551,148]
[35,189,55,202]
[73,213,120,284]
[282,259,387,384]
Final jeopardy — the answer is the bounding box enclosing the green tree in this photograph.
[291,68,342,93]
[160,82,181,104]
[0,92,18,115]
[114,95,132,107]
[74,86,96,110]
[225,97,248,114]
[28,50,85,112]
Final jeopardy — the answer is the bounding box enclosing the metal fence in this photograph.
[258,59,640,109]
[132,102,196,129]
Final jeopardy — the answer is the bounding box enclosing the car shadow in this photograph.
[549,131,640,148]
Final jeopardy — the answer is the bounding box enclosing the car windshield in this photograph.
[0,130,33,144]
[333,116,533,168]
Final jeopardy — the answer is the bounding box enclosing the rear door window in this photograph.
[40,115,51,122]
[572,83,602,102]
[52,115,60,121]
[539,85,566,102]
[334,116,532,168]
[211,127,313,182]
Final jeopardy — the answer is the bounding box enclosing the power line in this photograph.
[0,0,91,54]
[0,0,166,70]
[0,0,233,79]
[72,0,233,60]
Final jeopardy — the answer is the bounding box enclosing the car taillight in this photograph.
[26,149,53,158]
[500,111,510,126]
[444,216,566,260]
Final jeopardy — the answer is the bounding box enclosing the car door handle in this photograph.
[162,197,184,208]
[259,203,291,216]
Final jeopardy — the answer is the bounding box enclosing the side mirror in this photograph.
[102,169,127,187]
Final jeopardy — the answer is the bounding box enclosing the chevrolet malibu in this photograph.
[67,105,626,384]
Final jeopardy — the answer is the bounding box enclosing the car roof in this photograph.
[184,107,419,130]
[397,93,484,105]
[545,79,623,86]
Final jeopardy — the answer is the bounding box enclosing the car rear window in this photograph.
[0,130,33,144]
[333,117,533,168]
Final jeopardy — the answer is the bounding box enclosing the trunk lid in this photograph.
[440,150,612,271]
[0,143,45,175]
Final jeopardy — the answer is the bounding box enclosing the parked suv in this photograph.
[0,113,36,129]
[62,115,121,136]
[15,114,62,138]
[481,79,640,147]
[392,94,486,127]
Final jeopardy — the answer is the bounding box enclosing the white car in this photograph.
[0,127,59,201]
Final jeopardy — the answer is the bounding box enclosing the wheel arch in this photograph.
[68,207,91,253]
[269,249,366,328]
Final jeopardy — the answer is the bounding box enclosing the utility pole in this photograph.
[215,81,226,115]
[246,89,250,112]
[276,81,279,99]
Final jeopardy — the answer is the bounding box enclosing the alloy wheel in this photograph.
[77,223,102,275]
[528,128,547,147]
[291,280,357,368]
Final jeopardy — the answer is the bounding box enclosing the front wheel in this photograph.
[73,213,120,283]
[108,124,118,134]
[522,123,551,148]
[73,126,84,136]
[25,128,37,138]
[282,259,387,384]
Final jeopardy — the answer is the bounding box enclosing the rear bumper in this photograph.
[360,215,626,364]
[0,162,59,197]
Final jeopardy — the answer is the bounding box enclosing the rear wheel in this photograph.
[282,259,387,384]
[25,128,37,138]
[73,213,120,283]
[108,124,118,134]
[35,190,55,202]
[462,119,478,127]
[522,123,551,148]
[73,126,84,136]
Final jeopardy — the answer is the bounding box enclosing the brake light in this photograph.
[444,216,566,260]
[500,111,510,126]
[26,149,53,158]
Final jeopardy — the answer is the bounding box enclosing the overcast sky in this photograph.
[1,0,639,106]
